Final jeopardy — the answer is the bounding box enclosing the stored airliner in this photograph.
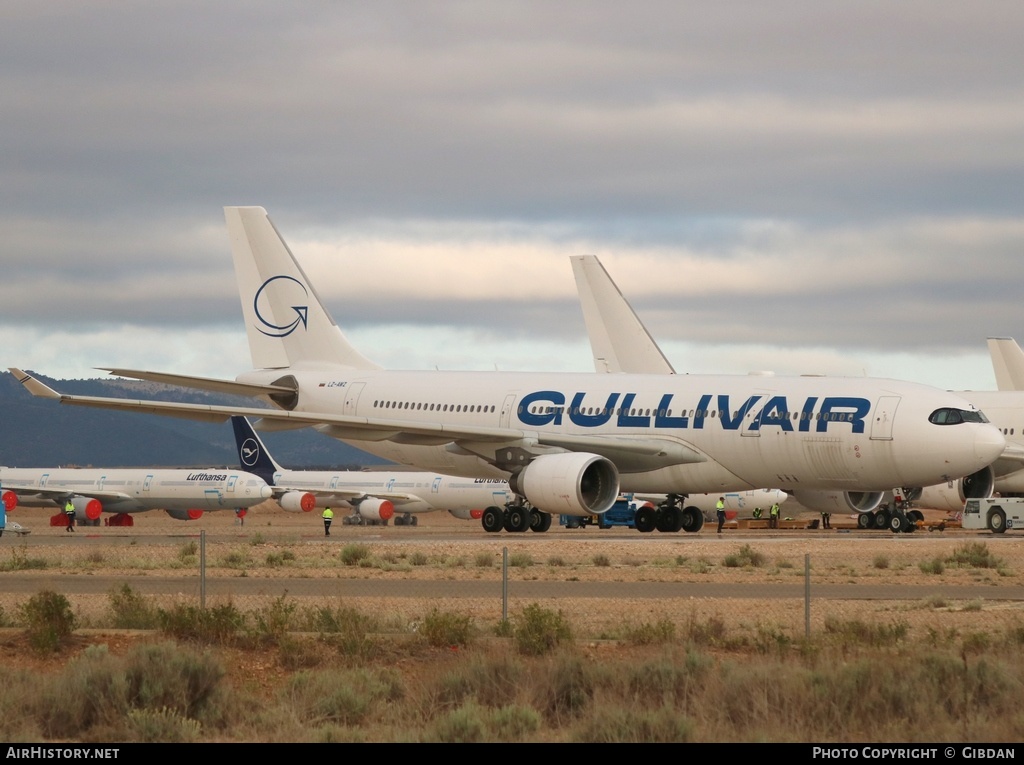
[230,416,518,529]
[8,206,1010,534]
[0,465,273,525]
[570,254,1024,530]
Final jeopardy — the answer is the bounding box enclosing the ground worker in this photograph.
[716,497,726,534]
[752,507,763,520]
[64,499,76,532]
[322,506,334,537]
[820,511,832,529]
[769,501,780,529]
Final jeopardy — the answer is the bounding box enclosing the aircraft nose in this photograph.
[975,424,1006,466]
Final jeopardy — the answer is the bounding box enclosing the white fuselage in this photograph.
[239,368,1004,495]
[0,466,272,514]
[273,468,511,513]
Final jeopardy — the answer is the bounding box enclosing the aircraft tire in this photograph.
[635,506,657,533]
[988,508,1007,534]
[857,513,871,529]
[481,506,504,533]
[655,509,677,533]
[530,510,552,533]
[681,506,704,533]
[889,512,908,534]
[505,506,530,533]
[873,509,890,530]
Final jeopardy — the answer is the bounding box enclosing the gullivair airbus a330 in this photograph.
[9,206,1011,534]
[0,465,272,525]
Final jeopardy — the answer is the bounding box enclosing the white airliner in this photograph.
[570,254,1024,528]
[573,254,788,525]
[229,415,516,528]
[7,206,1010,535]
[0,465,273,525]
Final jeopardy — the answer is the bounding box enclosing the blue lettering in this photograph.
[517,390,565,427]
[654,394,689,428]
[818,397,870,434]
[568,392,620,427]
[759,396,794,432]
[616,393,649,427]
[798,397,818,433]
[718,395,761,431]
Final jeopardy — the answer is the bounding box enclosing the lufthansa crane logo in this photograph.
[239,438,260,467]
[253,275,309,337]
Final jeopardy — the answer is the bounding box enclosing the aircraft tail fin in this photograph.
[988,337,1024,392]
[224,206,382,371]
[570,255,676,375]
[231,416,282,485]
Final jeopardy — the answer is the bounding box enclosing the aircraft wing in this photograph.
[2,484,133,503]
[10,368,707,471]
[97,367,296,398]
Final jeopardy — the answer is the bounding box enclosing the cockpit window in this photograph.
[929,408,989,425]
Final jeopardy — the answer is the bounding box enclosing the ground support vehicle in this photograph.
[560,494,705,533]
[962,497,1024,533]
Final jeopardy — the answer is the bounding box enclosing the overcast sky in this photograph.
[4,2,1024,392]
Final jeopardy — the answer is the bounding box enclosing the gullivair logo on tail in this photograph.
[518,390,871,433]
[254,275,309,337]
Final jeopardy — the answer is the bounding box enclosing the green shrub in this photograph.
[592,554,611,567]
[108,584,160,630]
[508,552,533,568]
[420,608,474,648]
[126,706,202,743]
[340,544,372,566]
[19,590,77,653]
[0,545,48,571]
[158,602,247,644]
[513,604,573,656]
[474,552,494,568]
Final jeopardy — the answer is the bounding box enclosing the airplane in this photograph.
[573,255,789,525]
[0,465,273,526]
[570,254,1024,529]
[7,206,1009,536]
[229,415,517,528]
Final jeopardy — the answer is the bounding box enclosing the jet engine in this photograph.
[277,491,317,513]
[791,490,884,515]
[166,508,204,521]
[2,490,17,511]
[508,452,619,517]
[912,466,995,513]
[448,508,484,520]
[70,496,103,521]
[357,498,394,522]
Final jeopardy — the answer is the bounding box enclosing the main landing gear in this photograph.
[481,501,552,533]
[635,494,704,534]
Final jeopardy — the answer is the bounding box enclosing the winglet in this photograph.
[7,369,62,399]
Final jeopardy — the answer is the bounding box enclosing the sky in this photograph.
[4,1,1024,393]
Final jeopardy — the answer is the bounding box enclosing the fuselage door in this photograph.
[500,394,516,429]
[227,474,238,494]
[143,474,154,493]
[343,382,365,417]
[869,396,901,441]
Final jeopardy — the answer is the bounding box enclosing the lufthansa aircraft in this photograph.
[0,465,272,525]
[8,206,1010,534]
[230,416,515,528]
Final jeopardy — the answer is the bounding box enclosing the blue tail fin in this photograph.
[230,416,281,485]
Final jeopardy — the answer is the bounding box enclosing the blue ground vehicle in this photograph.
[559,495,705,533]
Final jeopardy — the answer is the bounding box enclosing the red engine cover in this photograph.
[2,490,17,511]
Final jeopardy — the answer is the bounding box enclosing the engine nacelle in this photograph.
[2,490,17,511]
[913,466,996,513]
[448,508,484,521]
[509,452,619,517]
[70,496,103,521]
[278,491,317,513]
[791,490,884,515]
[357,498,394,522]
[165,508,204,521]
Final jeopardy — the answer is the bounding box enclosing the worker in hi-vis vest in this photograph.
[322,506,334,537]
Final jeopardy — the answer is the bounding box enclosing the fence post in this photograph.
[200,529,206,610]
[804,552,810,639]
[502,546,508,623]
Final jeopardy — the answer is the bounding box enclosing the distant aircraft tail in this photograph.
[231,415,282,485]
[224,206,382,371]
[570,255,676,375]
[988,337,1024,391]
